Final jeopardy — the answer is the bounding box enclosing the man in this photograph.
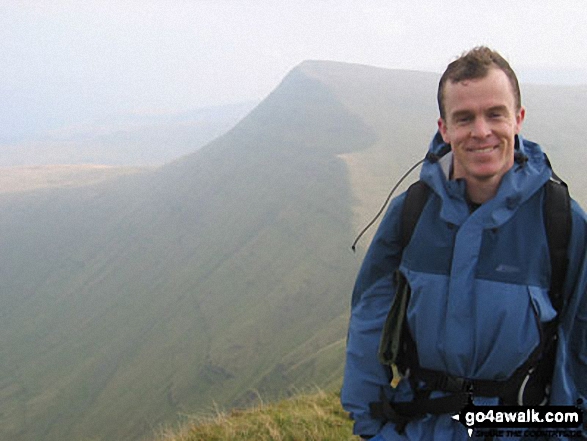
[341,47,587,440]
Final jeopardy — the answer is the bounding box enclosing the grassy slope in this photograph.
[154,389,357,441]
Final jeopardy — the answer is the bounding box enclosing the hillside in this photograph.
[0,61,586,441]
[154,389,355,441]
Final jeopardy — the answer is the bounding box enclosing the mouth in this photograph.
[466,145,498,153]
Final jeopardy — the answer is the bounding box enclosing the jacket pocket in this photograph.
[527,285,557,323]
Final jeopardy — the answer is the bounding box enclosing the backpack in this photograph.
[371,173,572,433]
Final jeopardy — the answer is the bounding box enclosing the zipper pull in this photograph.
[390,364,402,389]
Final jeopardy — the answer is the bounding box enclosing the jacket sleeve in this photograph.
[549,200,587,438]
[341,193,406,437]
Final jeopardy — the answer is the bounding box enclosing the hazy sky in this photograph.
[2,0,587,143]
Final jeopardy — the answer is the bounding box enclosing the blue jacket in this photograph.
[342,132,587,440]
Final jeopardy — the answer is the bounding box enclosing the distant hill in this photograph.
[0,61,585,441]
[0,101,258,167]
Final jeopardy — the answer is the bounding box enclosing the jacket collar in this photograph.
[419,132,552,227]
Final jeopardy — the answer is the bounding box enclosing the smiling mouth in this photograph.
[467,145,498,153]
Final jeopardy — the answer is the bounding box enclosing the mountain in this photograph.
[0,61,586,441]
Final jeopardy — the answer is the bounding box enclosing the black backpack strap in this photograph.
[544,174,572,314]
[400,181,431,249]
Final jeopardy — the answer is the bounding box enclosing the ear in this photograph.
[515,106,526,134]
[438,117,450,143]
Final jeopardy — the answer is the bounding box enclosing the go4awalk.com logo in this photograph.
[451,401,585,438]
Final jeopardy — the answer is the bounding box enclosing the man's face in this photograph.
[438,68,525,192]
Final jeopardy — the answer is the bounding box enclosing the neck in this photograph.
[463,177,501,204]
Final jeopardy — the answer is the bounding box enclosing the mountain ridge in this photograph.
[0,60,373,440]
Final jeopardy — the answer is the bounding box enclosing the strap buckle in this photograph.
[438,375,473,394]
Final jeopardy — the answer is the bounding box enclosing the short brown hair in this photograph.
[437,46,521,119]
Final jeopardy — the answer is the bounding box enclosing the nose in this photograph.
[471,117,491,138]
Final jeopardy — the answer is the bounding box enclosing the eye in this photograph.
[488,109,506,119]
[454,114,472,124]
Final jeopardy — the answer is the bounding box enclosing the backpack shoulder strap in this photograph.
[544,172,572,314]
[400,180,431,250]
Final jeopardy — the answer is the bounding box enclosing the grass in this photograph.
[155,389,359,441]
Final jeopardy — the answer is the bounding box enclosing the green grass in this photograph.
[155,389,358,441]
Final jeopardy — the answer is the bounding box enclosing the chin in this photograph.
[470,167,508,182]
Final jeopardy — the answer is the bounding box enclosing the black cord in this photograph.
[351,159,425,252]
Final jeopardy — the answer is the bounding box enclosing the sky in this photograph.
[2,0,587,144]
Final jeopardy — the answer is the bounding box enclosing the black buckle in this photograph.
[439,375,473,393]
